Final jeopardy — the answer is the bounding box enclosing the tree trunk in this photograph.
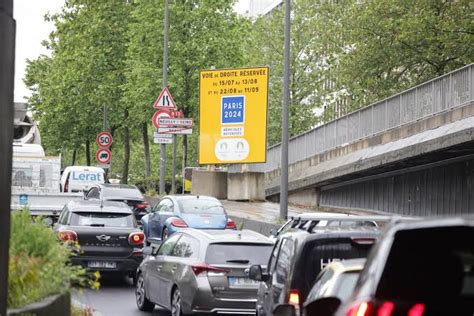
[85,140,91,166]
[142,122,151,177]
[71,148,77,165]
[122,110,130,184]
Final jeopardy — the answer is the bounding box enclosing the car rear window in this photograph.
[206,243,273,265]
[70,212,134,227]
[103,188,143,200]
[334,271,360,302]
[376,226,474,303]
[178,199,225,214]
[297,237,374,299]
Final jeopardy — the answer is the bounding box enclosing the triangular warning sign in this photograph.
[153,87,177,110]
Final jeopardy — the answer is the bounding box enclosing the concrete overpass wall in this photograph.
[320,156,474,216]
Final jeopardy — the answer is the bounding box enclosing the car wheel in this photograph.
[162,227,170,240]
[171,288,183,316]
[135,273,155,312]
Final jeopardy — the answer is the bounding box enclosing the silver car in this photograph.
[135,228,274,315]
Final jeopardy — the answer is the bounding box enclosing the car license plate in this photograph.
[228,277,259,288]
[88,261,116,269]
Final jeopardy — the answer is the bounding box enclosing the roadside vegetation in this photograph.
[24,0,473,183]
[8,210,99,309]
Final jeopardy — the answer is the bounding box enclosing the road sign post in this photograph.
[0,2,15,313]
[199,67,269,164]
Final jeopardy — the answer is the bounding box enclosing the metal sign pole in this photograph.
[280,0,291,220]
[160,0,169,194]
[0,0,15,313]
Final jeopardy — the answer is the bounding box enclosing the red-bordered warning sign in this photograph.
[153,87,177,110]
[152,109,172,129]
[96,148,111,164]
[96,131,113,148]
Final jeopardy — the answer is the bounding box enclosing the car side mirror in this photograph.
[304,297,341,316]
[273,304,295,316]
[249,264,268,282]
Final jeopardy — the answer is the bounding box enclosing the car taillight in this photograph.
[288,289,300,306]
[58,230,77,242]
[351,237,376,245]
[129,232,145,245]
[64,180,69,192]
[346,301,425,316]
[170,218,188,228]
[226,218,236,229]
[191,263,229,276]
[136,202,149,209]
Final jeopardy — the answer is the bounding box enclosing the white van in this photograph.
[60,166,106,193]
[12,143,45,157]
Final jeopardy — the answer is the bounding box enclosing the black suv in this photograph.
[249,225,380,316]
[336,217,474,316]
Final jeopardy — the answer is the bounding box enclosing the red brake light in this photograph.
[377,302,394,316]
[136,202,149,209]
[408,304,425,316]
[191,263,229,276]
[288,289,300,306]
[351,237,376,245]
[347,301,371,316]
[129,232,145,245]
[226,218,236,229]
[64,180,69,192]
[170,218,188,228]
[58,230,77,242]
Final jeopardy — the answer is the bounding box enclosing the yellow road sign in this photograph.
[199,67,269,164]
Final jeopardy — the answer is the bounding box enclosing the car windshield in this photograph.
[70,212,134,227]
[103,187,143,200]
[333,271,360,302]
[206,243,273,265]
[178,199,225,214]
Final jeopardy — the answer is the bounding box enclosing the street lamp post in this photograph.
[160,0,169,195]
[280,0,291,220]
[0,0,15,313]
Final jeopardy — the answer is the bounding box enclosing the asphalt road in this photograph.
[73,274,169,316]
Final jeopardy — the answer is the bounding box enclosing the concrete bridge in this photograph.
[229,64,474,216]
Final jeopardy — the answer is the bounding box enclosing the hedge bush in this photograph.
[8,210,99,309]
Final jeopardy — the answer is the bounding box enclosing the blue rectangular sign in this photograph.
[221,96,245,124]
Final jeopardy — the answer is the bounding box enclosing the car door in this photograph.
[263,238,294,316]
[257,238,282,316]
[148,202,163,238]
[152,198,174,238]
[159,234,200,309]
[147,234,181,304]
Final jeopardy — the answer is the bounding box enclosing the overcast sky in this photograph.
[13,0,251,103]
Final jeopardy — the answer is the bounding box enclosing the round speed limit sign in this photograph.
[96,131,113,148]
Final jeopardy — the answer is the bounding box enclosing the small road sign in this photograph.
[153,132,173,138]
[96,131,113,148]
[152,109,172,129]
[157,127,193,135]
[158,118,193,127]
[154,137,173,144]
[96,148,111,164]
[153,87,177,110]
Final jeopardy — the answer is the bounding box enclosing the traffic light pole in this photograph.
[0,0,15,313]
[160,0,169,195]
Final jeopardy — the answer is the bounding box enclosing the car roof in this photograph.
[281,226,380,243]
[67,200,132,214]
[164,195,219,202]
[387,216,474,232]
[99,183,138,189]
[63,166,104,172]
[181,228,273,244]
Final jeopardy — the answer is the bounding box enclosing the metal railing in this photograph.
[232,64,473,173]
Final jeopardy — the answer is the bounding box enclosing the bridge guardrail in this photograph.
[231,64,473,174]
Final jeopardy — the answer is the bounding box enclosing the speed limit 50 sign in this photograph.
[96,131,113,148]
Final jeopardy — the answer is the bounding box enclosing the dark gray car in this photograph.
[135,229,274,315]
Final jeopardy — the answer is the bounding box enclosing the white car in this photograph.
[60,166,105,193]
